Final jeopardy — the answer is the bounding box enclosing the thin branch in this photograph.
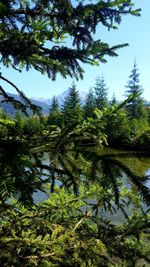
[0,74,42,115]
[72,208,93,232]
[0,74,24,96]
[25,252,55,259]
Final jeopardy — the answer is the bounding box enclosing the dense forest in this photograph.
[0,1,150,266]
[46,62,150,150]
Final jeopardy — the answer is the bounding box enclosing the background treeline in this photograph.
[46,62,150,150]
[1,62,150,151]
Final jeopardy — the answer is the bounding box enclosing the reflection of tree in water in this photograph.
[117,155,150,176]
[98,148,150,176]
[83,150,150,207]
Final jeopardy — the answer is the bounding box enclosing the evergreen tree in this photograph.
[47,96,62,127]
[94,76,109,110]
[50,96,59,114]
[84,88,96,118]
[110,92,118,105]
[125,61,146,119]
[61,82,82,126]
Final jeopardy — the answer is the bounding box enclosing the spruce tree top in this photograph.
[61,82,82,125]
[125,61,146,119]
[94,75,108,110]
[49,96,59,113]
[62,82,82,111]
[125,60,143,95]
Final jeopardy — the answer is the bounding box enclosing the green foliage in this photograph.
[102,94,150,149]
[137,128,150,149]
[104,106,131,147]
[125,61,147,119]
[83,75,109,119]
[47,96,62,127]
[0,186,149,267]
[0,0,141,113]
[110,93,118,105]
[84,88,96,119]
[94,76,109,110]
[0,0,140,81]
[127,119,149,147]
[61,82,83,126]
[49,97,59,114]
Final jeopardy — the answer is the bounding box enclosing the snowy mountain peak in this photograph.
[32,90,87,106]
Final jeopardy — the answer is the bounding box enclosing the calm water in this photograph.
[98,147,150,184]
[97,148,150,223]
[33,148,150,223]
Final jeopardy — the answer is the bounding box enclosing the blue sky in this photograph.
[0,0,150,101]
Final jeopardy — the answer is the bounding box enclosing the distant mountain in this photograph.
[0,93,50,116]
[0,89,88,116]
[31,97,51,105]
[32,89,88,107]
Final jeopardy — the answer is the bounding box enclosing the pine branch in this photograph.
[0,1,141,79]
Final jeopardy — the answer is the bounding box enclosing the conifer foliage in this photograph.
[47,96,62,127]
[84,88,96,118]
[61,82,82,126]
[94,75,109,110]
[125,61,146,119]
[0,0,140,81]
[0,0,140,111]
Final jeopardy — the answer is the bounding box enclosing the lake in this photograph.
[33,148,150,224]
